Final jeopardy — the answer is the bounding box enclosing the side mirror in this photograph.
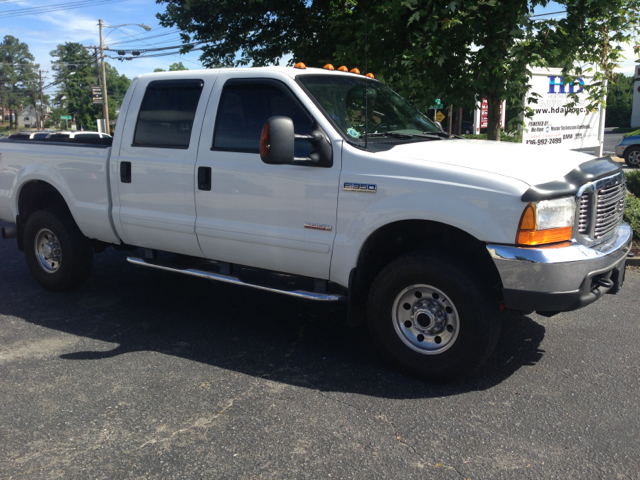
[260,116,295,165]
[260,116,333,167]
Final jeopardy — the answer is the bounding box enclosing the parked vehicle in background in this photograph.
[0,66,632,382]
[615,135,640,167]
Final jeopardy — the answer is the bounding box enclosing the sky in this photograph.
[0,0,638,99]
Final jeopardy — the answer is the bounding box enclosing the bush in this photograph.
[626,170,640,197]
[623,129,640,138]
[463,132,522,143]
[624,194,640,241]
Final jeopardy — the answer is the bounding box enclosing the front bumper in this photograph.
[487,223,632,313]
[614,145,626,157]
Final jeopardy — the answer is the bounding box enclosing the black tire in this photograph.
[23,208,93,291]
[624,147,640,168]
[367,252,501,382]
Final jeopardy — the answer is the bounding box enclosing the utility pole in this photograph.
[99,19,110,135]
[39,69,45,130]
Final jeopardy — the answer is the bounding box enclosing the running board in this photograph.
[126,257,345,302]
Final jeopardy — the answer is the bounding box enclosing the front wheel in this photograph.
[367,252,501,382]
[24,208,93,291]
[624,147,640,168]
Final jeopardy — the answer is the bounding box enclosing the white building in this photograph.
[632,60,640,128]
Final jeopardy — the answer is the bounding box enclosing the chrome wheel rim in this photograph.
[392,284,459,355]
[628,149,640,166]
[35,228,61,273]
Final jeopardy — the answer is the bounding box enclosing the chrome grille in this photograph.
[578,195,589,234]
[594,183,625,239]
[575,171,626,244]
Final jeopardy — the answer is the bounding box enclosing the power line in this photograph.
[107,29,182,46]
[530,10,567,18]
[0,0,130,18]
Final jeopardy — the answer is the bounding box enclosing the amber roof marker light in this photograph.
[323,64,335,70]
[366,73,375,79]
[350,68,361,74]
[338,66,349,72]
[294,62,306,69]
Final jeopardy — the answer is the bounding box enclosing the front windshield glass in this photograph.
[298,74,441,146]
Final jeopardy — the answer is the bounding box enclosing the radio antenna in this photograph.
[365,13,369,150]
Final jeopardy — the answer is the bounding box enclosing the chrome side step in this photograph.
[126,257,345,302]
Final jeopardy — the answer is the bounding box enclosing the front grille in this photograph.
[576,174,626,243]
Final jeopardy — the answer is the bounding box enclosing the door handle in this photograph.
[120,161,131,183]
[198,166,211,191]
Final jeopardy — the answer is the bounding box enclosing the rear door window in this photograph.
[133,79,204,149]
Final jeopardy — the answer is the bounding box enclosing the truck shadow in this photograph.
[0,244,545,399]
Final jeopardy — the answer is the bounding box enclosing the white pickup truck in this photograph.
[0,66,632,381]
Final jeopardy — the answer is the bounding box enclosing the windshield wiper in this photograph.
[363,131,444,140]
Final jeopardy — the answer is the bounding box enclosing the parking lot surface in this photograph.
[1,222,639,479]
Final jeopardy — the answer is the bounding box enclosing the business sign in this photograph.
[472,99,506,134]
[521,67,602,149]
[91,86,103,104]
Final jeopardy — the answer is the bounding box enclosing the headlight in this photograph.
[516,197,575,246]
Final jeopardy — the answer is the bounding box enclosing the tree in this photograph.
[156,0,640,140]
[605,73,633,127]
[153,61,189,72]
[0,36,39,130]
[50,43,101,130]
[50,43,130,131]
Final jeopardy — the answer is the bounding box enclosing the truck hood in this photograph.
[384,139,596,187]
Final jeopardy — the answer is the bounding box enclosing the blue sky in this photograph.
[0,0,637,98]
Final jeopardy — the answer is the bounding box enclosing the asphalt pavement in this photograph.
[1,222,640,479]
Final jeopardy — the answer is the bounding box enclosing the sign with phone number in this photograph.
[521,67,601,149]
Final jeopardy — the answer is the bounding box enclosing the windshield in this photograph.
[298,74,441,147]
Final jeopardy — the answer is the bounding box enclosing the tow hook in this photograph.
[1,224,17,240]
[593,276,614,289]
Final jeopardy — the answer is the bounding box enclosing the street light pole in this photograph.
[99,19,110,135]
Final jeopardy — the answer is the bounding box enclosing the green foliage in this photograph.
[605,73,633,127]
[463,132,522,143]
[50,43,130,131]
[623,129,640,138]
[156,0,640,142]
[153,62,189,73]
[625,170,640,197]
[624,194,640,241]
[0,35,39,129]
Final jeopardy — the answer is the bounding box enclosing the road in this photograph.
[1,222,639,479]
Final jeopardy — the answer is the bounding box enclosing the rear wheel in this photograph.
[24,208,93,291]
[367,252,501,382]
[624,147,640,167]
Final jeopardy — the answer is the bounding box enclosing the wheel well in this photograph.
[17,181,71,250]
[351,220,502,302]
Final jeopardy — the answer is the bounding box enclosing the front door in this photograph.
[195,75,341,279]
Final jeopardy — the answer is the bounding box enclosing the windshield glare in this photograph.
[298,74,441,145]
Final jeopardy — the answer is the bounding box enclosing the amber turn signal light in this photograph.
[260,122,270,158]
[516,227,573,246]
[294,62,306,69]
[516,203,572,246]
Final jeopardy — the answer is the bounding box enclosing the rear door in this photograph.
[194,73,341,279]
[111,74,217,256]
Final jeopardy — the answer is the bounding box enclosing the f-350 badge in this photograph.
[343,183,377,193]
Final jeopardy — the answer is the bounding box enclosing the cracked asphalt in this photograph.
[1,220,639,479]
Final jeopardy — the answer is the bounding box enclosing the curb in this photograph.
[627,256,640,267]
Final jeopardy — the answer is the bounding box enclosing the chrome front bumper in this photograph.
[487,223,633,313]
